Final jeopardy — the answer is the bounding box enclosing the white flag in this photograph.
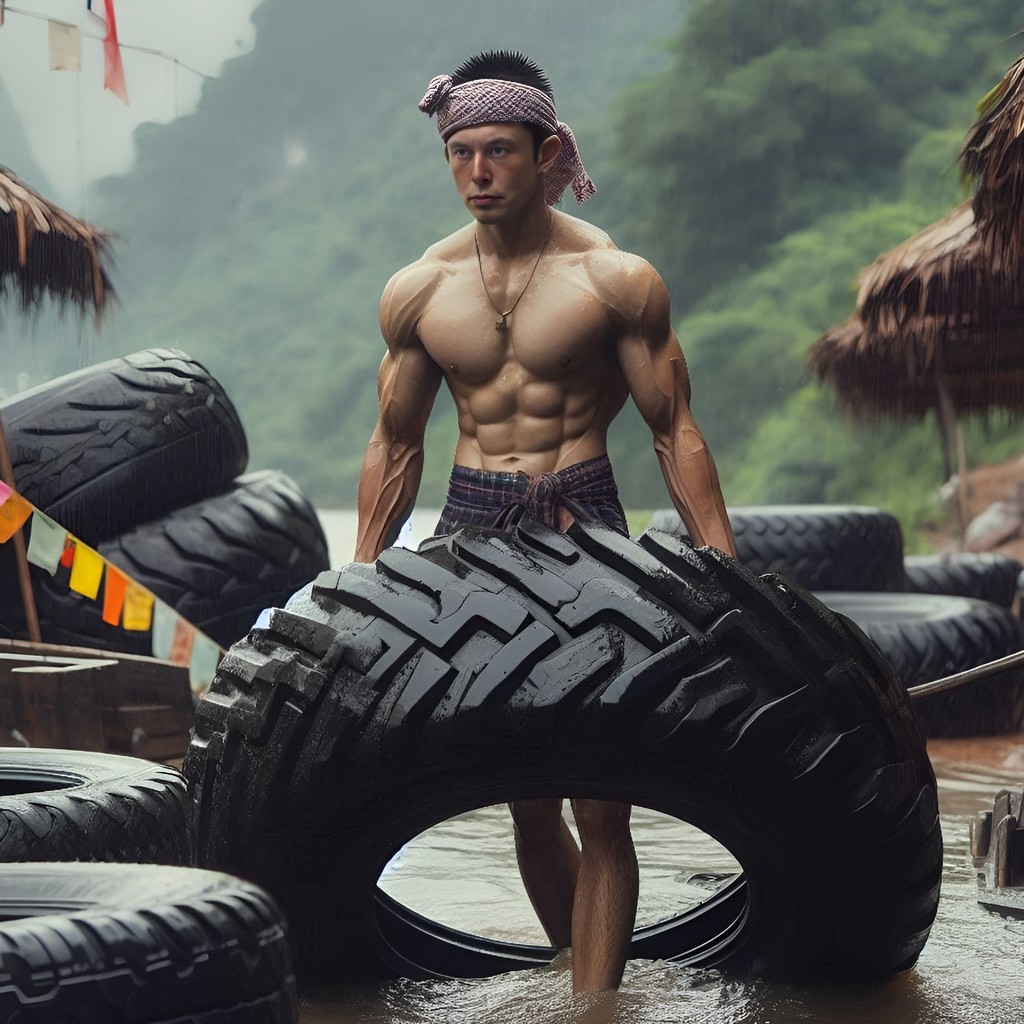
[49,22,81,71]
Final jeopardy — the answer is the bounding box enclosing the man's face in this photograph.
[445,123,543,224]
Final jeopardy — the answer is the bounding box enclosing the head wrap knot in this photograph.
[418,74,596,205]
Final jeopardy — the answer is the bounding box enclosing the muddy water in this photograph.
[303,515,1024,1022]
[298,736,1024,1023]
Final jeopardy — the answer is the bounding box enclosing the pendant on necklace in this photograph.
[495,315,509,332]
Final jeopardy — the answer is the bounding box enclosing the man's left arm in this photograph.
[615,263,737,557]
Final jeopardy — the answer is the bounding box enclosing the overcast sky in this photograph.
[0,0,259,209]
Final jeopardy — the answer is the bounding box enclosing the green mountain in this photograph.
[6,0,1024,546]
[89,0,687,505]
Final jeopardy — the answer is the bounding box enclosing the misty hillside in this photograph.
[90,0,687,505]
[5,0,1024,546]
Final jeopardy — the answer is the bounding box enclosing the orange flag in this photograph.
[0,485,31,543]
[102,565,128,626]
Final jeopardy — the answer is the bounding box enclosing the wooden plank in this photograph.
[107,731,190,762]
[0,647,192,713]
[99,704,192,748]
[8,664,109,751]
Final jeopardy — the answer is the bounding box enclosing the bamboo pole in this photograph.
[935,371,970,547]
[0,413,41,642]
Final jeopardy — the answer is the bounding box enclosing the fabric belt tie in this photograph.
[518,471,564,529]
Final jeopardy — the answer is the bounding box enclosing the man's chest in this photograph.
[417,272,613,386]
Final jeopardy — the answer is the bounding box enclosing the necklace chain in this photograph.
[474,217,552,332]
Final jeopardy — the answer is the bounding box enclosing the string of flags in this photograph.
[0,479,225,694]
[3,1,129,104]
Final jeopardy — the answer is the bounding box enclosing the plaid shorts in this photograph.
[433,454,629,537]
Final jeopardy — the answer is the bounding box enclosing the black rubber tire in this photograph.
[0,863,297,1023]
[649,505,905,592]
[0,748,193,865]
[903,552,1023,608]
[6,470,330,652]
[184,519,940,986]
[817,592,1024,737]
[0,348,248,543]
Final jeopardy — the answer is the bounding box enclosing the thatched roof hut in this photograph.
[0,165,113,318]
[808,200,1024,419]
[810,45,1024,421]
[1,165,114,641]
[960,48,1024,263]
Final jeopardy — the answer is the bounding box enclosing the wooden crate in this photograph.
[0,641,194,762]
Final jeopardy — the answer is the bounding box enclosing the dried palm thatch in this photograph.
[808,201,1024,419]
[960,45,1024,262]
[0,164,113,319]
[811,44,1024,422]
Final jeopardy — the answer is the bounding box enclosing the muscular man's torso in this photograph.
[399,214,643,476]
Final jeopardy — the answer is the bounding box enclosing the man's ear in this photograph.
[538,134,562,173]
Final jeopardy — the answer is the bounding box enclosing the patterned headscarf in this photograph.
[419,75,596,205]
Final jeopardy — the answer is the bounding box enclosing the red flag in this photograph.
[102,0,128,105]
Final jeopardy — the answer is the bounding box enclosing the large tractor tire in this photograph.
[819,591,1024,737]
[902,552,1022,609]
[0,348,247,543]
[0,863,297,1023]
[650,505,905,592]
[184,519,941,986]
[0,748,192,865]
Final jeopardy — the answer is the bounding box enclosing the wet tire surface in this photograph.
[185,520,940,986]
[903,552,1022,608]
[0,863,297,1023]
[650,505,905,592]
[0,748,193,865]
[819,591,1024,737]
[0,347,248,544]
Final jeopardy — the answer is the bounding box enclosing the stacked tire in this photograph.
[0,349,330,660]
[650,505,1024,737]
[0,749,298,1022]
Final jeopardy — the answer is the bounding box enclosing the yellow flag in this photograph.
[68,542,104,600]
[123,580,155,631]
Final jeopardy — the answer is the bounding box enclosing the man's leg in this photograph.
[568,798,638,993]
[509,798,580,949]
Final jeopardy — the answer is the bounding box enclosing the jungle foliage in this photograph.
[7,0,1024,544]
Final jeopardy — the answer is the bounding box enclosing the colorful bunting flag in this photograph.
[189,633,222,694]
[0,486,31,543]
[122,580,154,631]
[69,542,104,600]
[152,599,176,660]
[102,565,127,626]
[0,481,222,666]
[169,617,196,667]
[101,0,128,104]
[26,511,66,575]
[48,21,81,71]
[59,537,76,568]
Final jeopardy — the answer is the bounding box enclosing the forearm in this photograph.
[354,437,424,563]
[654,429,737,557]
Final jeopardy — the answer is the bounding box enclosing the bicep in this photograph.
[618,326,694,441]
[374,344,443,443]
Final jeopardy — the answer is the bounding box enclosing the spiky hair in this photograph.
[452,50,553,98]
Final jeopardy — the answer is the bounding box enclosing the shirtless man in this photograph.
[355,51,736,993]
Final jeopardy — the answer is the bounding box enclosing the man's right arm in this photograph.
[354,270,443,563]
